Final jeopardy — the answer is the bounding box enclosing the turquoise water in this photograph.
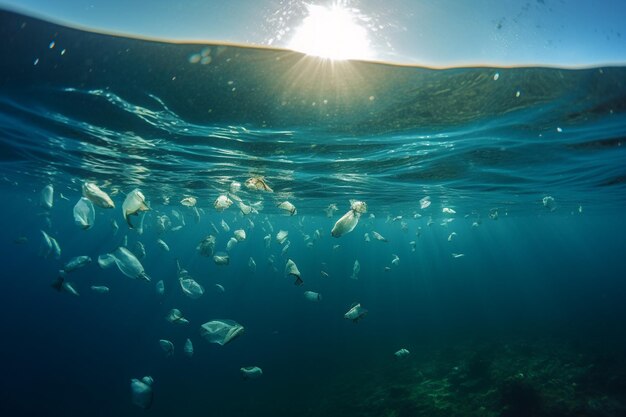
[1,9,626,417]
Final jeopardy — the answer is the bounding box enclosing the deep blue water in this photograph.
[1,9,626,417]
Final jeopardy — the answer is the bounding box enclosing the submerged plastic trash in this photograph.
[51,276,79,296]
[200,319,244,345]
[213,252,230,266]
[452,253,465,258]
[40,184,54,209]
[226,237,238,251]
[130,376,154,409]
[221,219,230,232]
[63,256,92,273]
[184,338,194,357]
[448,232,457,242]
[133,242,146,260]
[230,181,241,193]
[350,260,360,280]
[344,303,367,323]
[240,366,263,380]
[73,197,95,229]
[391,254,400,267]
[394,348,410,359]
[442,207,456,214]
[156,239,170,252]
[419,196,431,209]
[180,196,197,207]
[277,201,297,215]
[122,189,149,228]
[178,261,204,299]
[372,231,388,242]
[111,219,119,235]
[98,247,150,281]
[409,241,416,252]
[285,259,303,286]
[324,203,338,217]
[245,177,272,192]
[82,182,114,208]
[214,195,233,211]
[304,291,322,302]
[215,284,225,293]
[90,285,109,293]
[197,235,216,257]
[543,195,555,211]
[332,200,367,237]
[248,257,256,272]
[39,230,61,259]
[155,280,165,296]
[159,339,174,356]
[166,308,189,325]
[276,230,289,244]
[233,229,246,242]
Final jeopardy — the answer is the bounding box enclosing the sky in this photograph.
[1,0,625,67]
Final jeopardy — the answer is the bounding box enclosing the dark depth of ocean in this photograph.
[1,9,626,417]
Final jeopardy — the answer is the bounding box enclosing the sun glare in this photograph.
[288,3,374,61]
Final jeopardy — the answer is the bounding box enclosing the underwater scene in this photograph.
[1,8,626,417]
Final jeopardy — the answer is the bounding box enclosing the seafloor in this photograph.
[301,336,626,417]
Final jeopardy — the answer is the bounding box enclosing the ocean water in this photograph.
[1,8,626,417]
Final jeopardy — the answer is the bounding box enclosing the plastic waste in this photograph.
[230,181,241,193]
[276,230,288,245]
[73,197,95,229]
[51,276,79,296]
[285,259,303,286]
[159,339,174,356]
[130,376,154,409]
[350,260,360,280]
[324,203,338,217]
[177,261,204,299]
[344,303,367,323]
[133,242,146,259]
[233,229,246,242]
[166,308,189,325]
[122,189,149,228]
[82,182,114,208]
[111,219,119,235]
[214,195,233,211]
[213,252,229,266]
[90,285,109,293]
[331,200,366,238]
[391,254,400,267]
[304,291,322,302]
[200,319,244,345]
[197,235,216,257]
[244,177,272,192]
[442,207,456,214]
[394,348,410,359]
[248,257,256,273]
[180,196,197,207]
[98,247,150,281]
[226,237,238,251]
[155,280,165,296]
[419,196,431,209]
[40,184,54,209]
[240,366,263,379]
[277,201,297,215]
[63,256,92,273]
[156,239,170,252]
[372,231,388,242]
[184,338,194,357]
[215,284,225,293]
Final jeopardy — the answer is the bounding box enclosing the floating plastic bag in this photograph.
[73,197,95,229]
[98,247,150,281]
[200,319,244,346]
[130,376,154,409]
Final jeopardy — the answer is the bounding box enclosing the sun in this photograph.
[288,3,374,61]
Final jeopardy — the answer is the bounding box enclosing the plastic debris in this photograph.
[448,232,457,242]
[285,259,303,286]
[394,348,410,359]
[156,239,170,252]
[419,196,431,209]
[197,235,216,257]
[214,194,233,211]
[200,319,244,345]
[82,182,114,208]
[40,184,54,209]
[276,230,289,244]
[452,253,465,258]
[226,237,238,251]
[409,241,416,252]
[51,276,79,296]
[98,247,150,281]
[39,230,61,259]
[178,261,204,299]
[73,197,95,229]
[155,280,165,296]
[221,219,230,232]
[159,339,174,356]
[248,257,256,272]
[233,229,246,242]
[184,338,194,357]
[215,284,225,293]
[442,207,456,214]
[63,255,92,273]
[391,254,400,267]
[277,201,297,215]
[245,177,272,192]
[133,242,146,259]
[130,376,154,409]
[213,252,230,266]
[122,189,149,228]
[180,196,197,207]
[543,195,555,211]
[230,181,241,193]
[331,200,367,238]
[166,308,189,325]
[304,291,322,302]
[344,303,367,323]
[350,260,360,280]
[111,219,119,235]
[372,231,388,242]
[90,285,109,293]
[240,366,263,379]
[324,203,338,217]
